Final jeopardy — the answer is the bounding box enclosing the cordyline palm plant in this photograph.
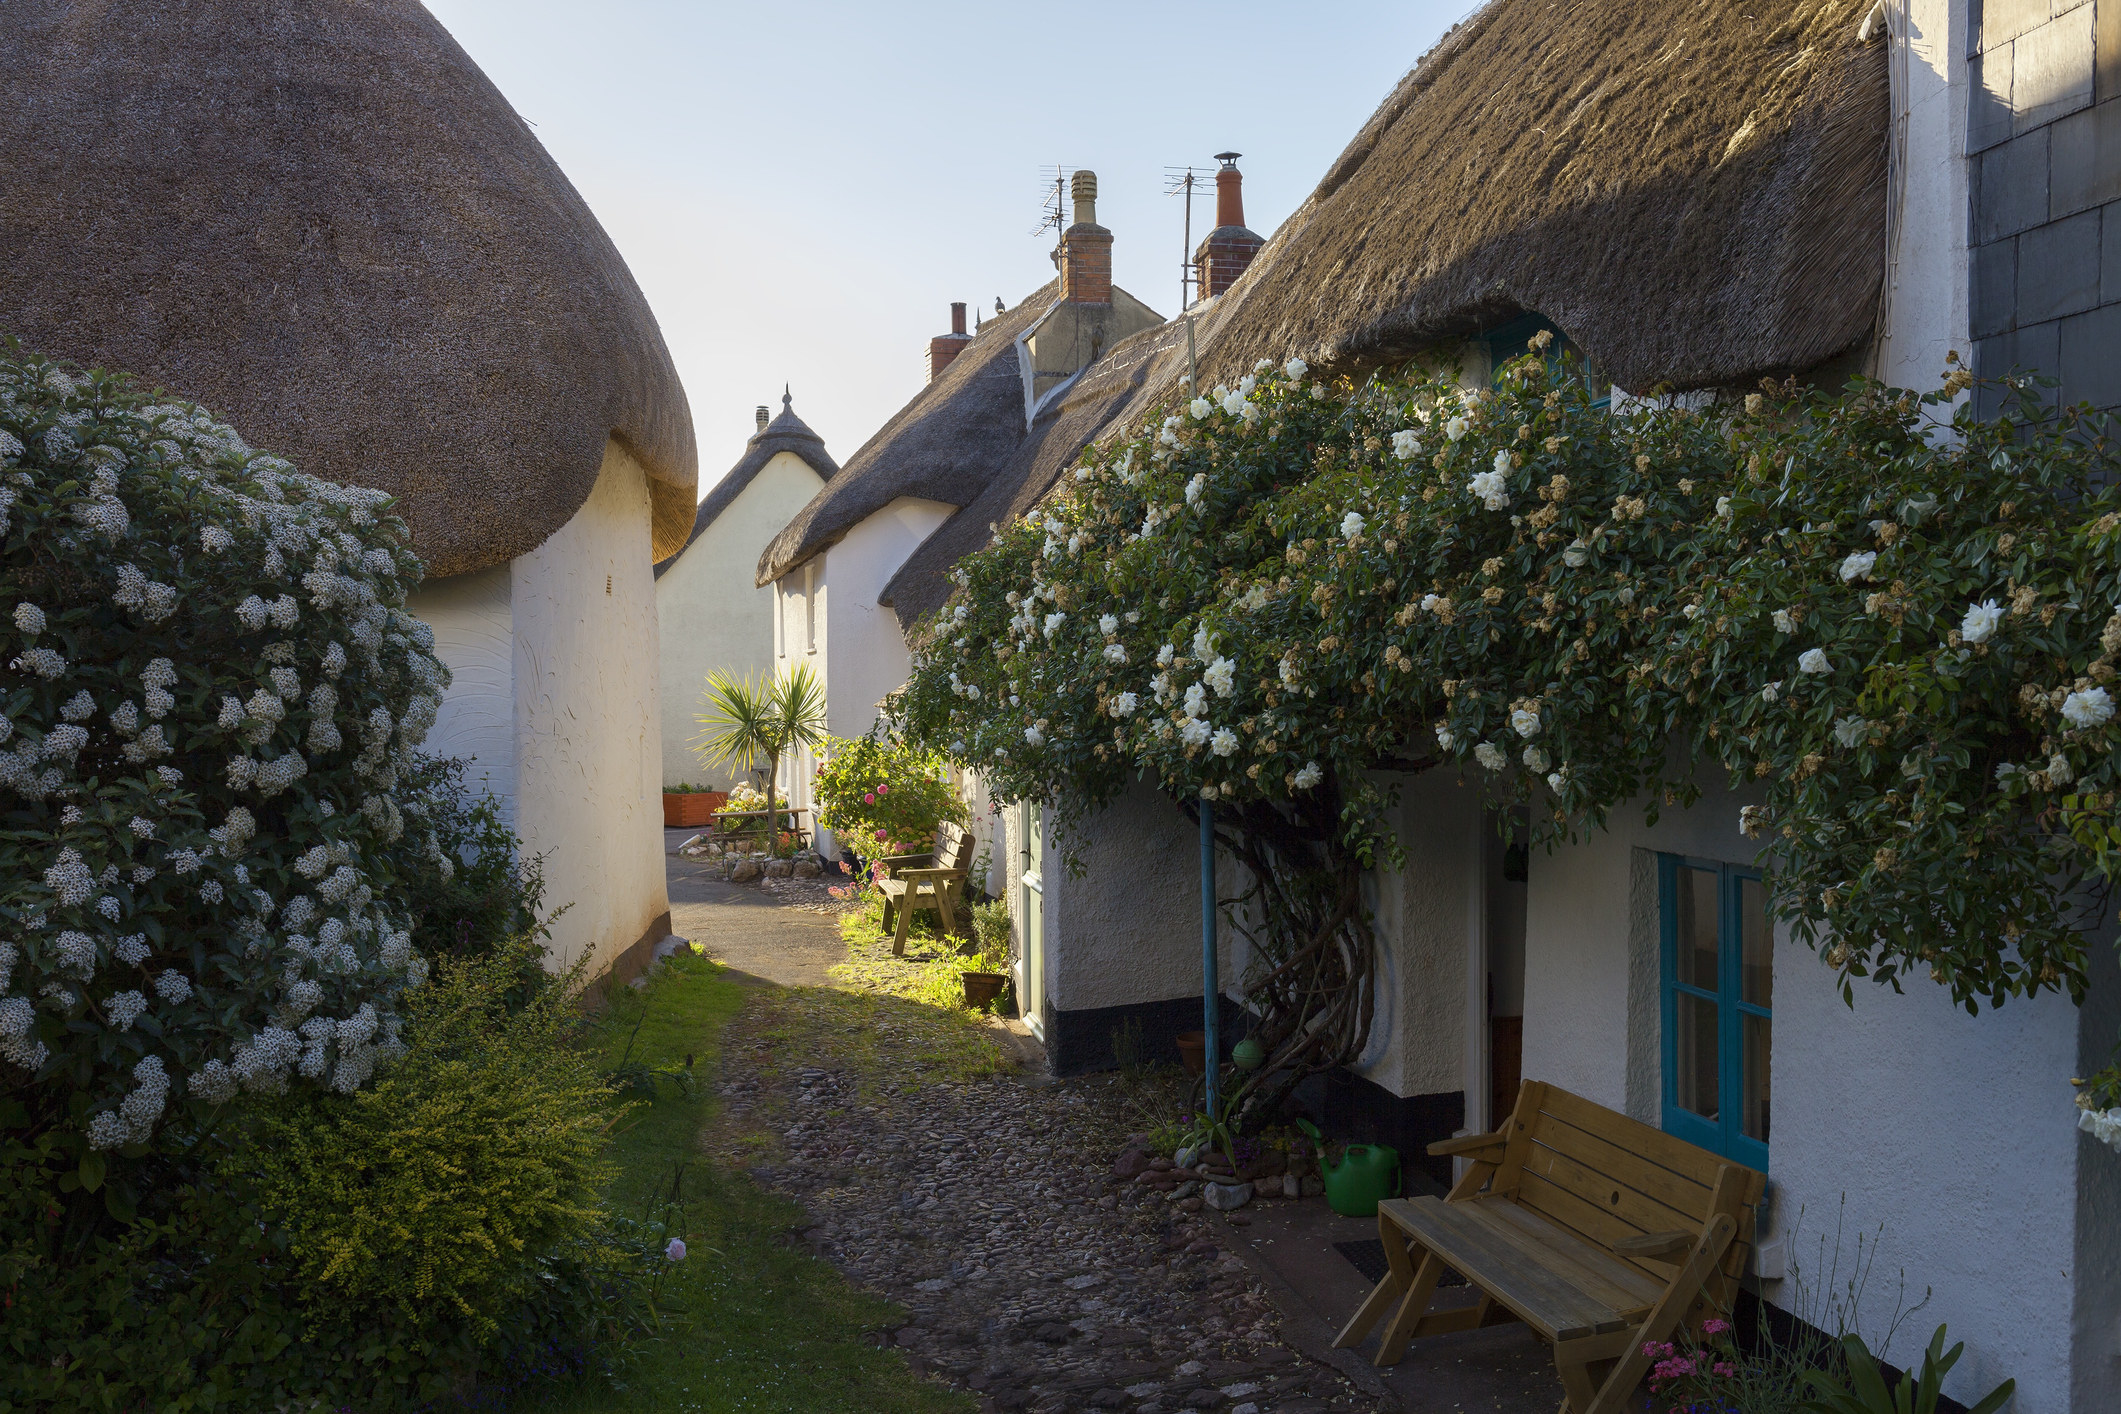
[693,665,829,853]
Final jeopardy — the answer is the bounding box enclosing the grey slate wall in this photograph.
[1970,0,2121,414]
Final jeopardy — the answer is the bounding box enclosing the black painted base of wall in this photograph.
[1042,994,1249,1078]
[1323,1068,1463,1194]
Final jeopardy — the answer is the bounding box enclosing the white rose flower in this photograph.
[1211,728,1239,757]
[1467,470,1510,510]
[1445,416,1468,441]
[1798,648,1830,674]
[1099,614,1119,634]
[1839,551,1877,582]
[2062,687,2115,729]
[1391,430,1422,460]
[1563,539,1589,568]
[1832,716,1869,747]
[1340,511,1366,539]
[1773,609,1795,634]
[1180,718,1212,747]
[1473,741,1507,771]
[1421,593,1445,612]
[1043,611,1066,639]
[1024,725,1045,747]
[2048,752,2075,785]
[1110,692,1138,717]
[1103,643,1127,664]
[1761,681,1782,702]
[1522,745,1549,773]
[1204,656,1236,697]
[1434,723,1457,752]
[1546,771,1566,792]
[1239,374,1256,395]
[1510,705,1540,738]
[1292,761,1323,790]
[1186,474,1207,506]
[1492,449,1511,475]
[1157,643,1175,667]
[2080,1106,2121,1153]
[1715,496,1732,518]
[1959,599,2003,645]
[1184,682,1209,718]
[1283,356,1308,380]
[1189,397,1213,420]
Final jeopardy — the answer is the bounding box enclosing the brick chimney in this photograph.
[1194,152,1265,299]
[927,301,972,382]
[1060,170,1113,306]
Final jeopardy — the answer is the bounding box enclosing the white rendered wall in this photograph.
[406,563,517,831]
[1517,774,2086,1413]
[511,439,669,976]
[1042,780,1204,1013]
[656,452,824,789]
[1878,0,1972,389]
[1356,769,1479,1103]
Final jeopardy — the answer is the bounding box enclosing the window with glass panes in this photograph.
[1658,855,1771,1169]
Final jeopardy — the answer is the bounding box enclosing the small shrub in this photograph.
[236,938,613,1335]
[813,730,967,858]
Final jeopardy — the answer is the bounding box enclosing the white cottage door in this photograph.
[1017,802,1045,1038]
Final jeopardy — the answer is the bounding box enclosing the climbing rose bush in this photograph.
[813,731,968,857]
[0,350,454,1150]
[892,340,2121,1143]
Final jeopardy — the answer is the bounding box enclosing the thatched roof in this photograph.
[655,392,836,580]
[0,0,697,579]
[1189,0,1888,394]
[756,283,1057,588]
[882,318,1194,626]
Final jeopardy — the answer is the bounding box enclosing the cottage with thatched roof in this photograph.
[0,0,696,983]
[756,175,1164,857]
[654,392,837,792]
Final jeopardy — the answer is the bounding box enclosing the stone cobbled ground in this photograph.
[702,986,1379,1414]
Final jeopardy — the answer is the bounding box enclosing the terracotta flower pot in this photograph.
[961,971,1008,1010]
[1175,1029,1206,1075]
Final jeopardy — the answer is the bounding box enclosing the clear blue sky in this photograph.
[423,0,1470,492]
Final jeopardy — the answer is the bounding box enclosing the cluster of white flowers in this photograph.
[2080,1104,2121,1152]
[1467,469,1510,511]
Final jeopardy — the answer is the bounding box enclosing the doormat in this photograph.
[1332,1239,1467,1287]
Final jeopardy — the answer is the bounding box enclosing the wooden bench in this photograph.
[1333,1080,1764,1414]
[875,820,974,956]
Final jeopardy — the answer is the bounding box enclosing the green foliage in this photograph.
[694,665,828,854]
[814,729,969,857]
[969,898,1011,970]
[1802,1327,2014,1414]
[394,752,549,1001]
[236,938,613,1334]
[894,345,2121,1111]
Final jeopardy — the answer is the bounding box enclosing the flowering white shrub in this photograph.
[0,352,453,1147]
[891,340,2121,1143]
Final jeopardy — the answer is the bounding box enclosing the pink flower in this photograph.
[863,792,877,804]
[1702,1318,1731,1336]
[874,828,888,839]
[1714,1362,1736,1377]
[877,784,889,795]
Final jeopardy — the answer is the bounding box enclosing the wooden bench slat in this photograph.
[1534,1087,1731,1189]
[1529,1110,1717,1217]
[1517,1141,1706,1253]
[1382,1197,1630,1341]
[1472,1198,1665,1315]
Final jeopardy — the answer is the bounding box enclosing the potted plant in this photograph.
[960,898,1011,1010]
[661,781,728,828]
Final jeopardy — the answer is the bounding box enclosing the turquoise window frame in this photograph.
[1479,313,1609,409]
[1657,854,1771,1171]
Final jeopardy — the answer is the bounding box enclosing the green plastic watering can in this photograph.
[1321,1140,1400,1217]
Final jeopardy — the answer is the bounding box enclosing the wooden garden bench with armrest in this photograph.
[875,820,974,956]
[1333,1080,1765,1414]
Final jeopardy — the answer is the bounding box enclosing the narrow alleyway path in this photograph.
[666,833,1553,1413]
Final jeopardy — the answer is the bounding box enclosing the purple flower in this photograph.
[665,1237,686,1261]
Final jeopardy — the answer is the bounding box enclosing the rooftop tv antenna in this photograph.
[1164,163,1217,312]
[1030,164,1073,239]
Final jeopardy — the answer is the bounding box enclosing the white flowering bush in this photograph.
[893,341,2121,1139]
[0,349,453,1151]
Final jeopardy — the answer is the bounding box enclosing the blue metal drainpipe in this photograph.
[1201,800,1218,1119]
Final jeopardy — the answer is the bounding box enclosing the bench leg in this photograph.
[892,896,915,956]
[1575,1214,1737,1414]
[936,884,958,935]
[1333,1210,1421,1351]
[1374,1250,1450,1366]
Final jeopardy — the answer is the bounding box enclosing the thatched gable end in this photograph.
[756,284,1057,589]
[0,0,698,578]
[1196,0,1889,393]
[656,396,837,580]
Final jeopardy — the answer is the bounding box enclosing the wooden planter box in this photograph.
[662,791,727,828]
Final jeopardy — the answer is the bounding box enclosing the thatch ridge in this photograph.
[0,0,698,579]
[755,283,1057,588]
[655,396,836,580]
[1189,0,1888,394]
